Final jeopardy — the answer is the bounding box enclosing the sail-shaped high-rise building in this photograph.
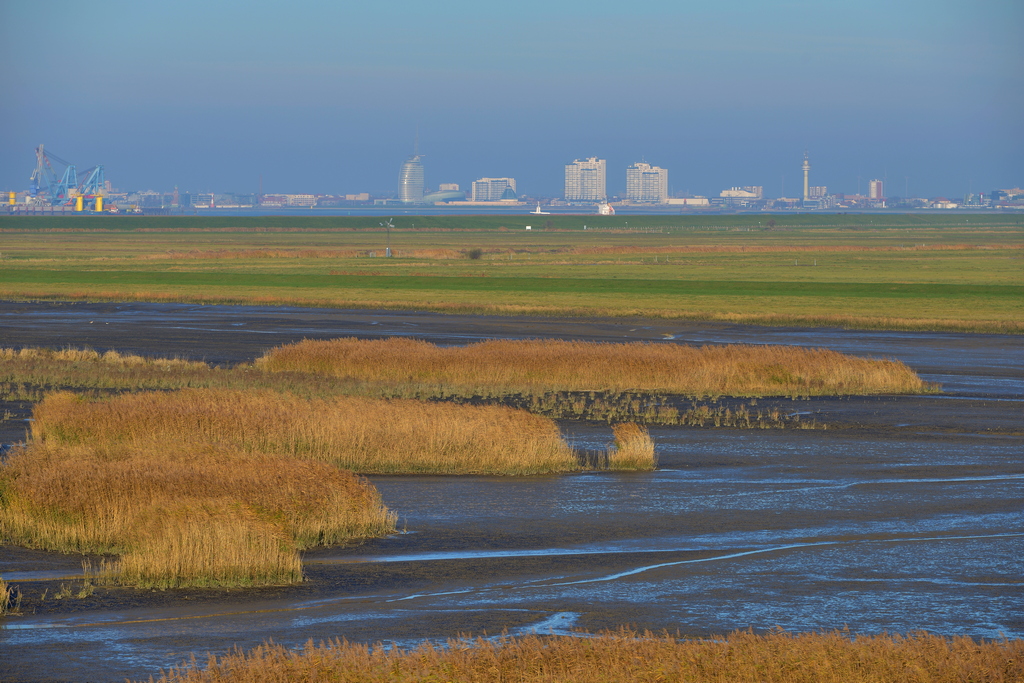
[399,155,424,203]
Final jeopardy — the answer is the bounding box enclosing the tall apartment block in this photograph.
[868,179,884,199]
[471,177,517,201]
[398,155,424,203]
[625,162,668,203]
[564,157,606,202]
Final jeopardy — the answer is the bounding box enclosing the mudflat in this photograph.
[1,301,1022,683]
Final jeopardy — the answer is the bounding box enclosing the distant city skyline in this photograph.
[1,1,1020,198]
[5,141,1018,205]
[9,145,1021,212]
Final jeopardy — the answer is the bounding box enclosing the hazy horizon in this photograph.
[2,0,1020,199]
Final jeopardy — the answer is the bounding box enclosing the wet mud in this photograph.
[1,301,1022,682]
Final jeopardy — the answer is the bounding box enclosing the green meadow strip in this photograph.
[2,268,1020,301]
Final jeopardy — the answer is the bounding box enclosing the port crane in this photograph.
[27,145,106,210]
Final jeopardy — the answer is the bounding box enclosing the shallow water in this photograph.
[0,302,1022,682]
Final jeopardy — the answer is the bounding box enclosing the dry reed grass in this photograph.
[1,392,399,586]
[0,576,20,615]
[257,337,932,397]
[0,386,585,585]
[148,628,1024,683]
[609,423,656,470]
[0,347,216,393]
[0,346,208,371]
[31,388,581,475]
[0,438,394,586]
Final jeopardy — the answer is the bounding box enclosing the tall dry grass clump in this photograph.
[0,439,394,587]
[1,391,401,587]
[1,387,581,585]
[609,423,656,470]
[30,388,579,475]
[147,628,1024,683]
[257,337,933,397]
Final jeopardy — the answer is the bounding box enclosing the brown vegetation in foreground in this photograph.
[0,387,586,586]
[0,410,395,586]
[0,350,662,587]
[258,337,932,397]
[149,629,1024,683]
[609,423,656,470]
[30,388,581,475]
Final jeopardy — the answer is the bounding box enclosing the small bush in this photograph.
[467,248,484,259]
[609,423,656,470]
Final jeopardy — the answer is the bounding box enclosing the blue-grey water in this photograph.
[0,303,1021,682]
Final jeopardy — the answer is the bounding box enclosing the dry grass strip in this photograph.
[148,628,1024,683]
[257,337,932,397]
[29,388,581,475]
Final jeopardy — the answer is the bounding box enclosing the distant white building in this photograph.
[625,162,668,203]
[286,194,317,207]
[719,186,762,199]
[808,186,828,198]
[471,178,516,201]
[869,179,884,200]
[564,157,606,202]
[399,155,425,203]
[438,183,460,192]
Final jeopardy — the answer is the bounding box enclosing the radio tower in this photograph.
[802,151,811,203]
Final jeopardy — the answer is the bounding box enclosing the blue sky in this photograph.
[2,0,1020,198]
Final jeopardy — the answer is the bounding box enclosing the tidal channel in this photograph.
[0,302,1021,683]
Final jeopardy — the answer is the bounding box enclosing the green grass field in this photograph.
[1,214,1020,332]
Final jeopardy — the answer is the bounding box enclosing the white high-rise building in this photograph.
[471,177,517,201]
[564,157,606,202]
[802,152,811,202]
[625,162,668,203]
[868,179,884,199]
[398,155,424,203]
